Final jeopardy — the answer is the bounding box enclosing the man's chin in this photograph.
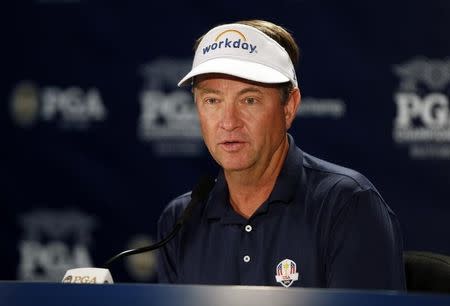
[220,161,253,173]
[214,153,254,172]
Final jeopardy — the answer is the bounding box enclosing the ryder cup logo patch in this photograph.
[275,259,299,288]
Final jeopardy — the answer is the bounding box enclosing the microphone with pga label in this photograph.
[62,267,113,284]
[62,176,215,284]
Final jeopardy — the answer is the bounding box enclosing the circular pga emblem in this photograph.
[10,81,39,128]
[125,235,157,281]
[62,275,73,283]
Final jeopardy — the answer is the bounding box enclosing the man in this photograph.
[157,20,405,289]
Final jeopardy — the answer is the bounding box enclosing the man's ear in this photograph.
[284,87,301,129]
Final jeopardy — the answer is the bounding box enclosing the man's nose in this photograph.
[219,102,242,131]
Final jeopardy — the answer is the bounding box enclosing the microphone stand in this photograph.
[103,175,215,268]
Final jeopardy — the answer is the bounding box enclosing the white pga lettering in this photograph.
[395,93,449,129]
[18,240,92,280]
[41,87,107,123]
[63,275,97,284]
[140,90,197,122]
[71,276,97,284]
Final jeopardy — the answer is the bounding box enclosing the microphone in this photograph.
[103,175,215,267]
[62,175,215,284]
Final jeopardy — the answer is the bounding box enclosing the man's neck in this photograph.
[224,136,290,219]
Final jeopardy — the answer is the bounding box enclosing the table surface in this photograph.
[1,281,450,306]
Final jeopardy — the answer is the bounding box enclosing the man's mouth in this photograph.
[219,141,245,152]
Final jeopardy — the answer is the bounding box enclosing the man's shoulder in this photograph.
[301,151,379,197]
[299,150,393,225]
[303,149,383,202]
[158,191,192,226]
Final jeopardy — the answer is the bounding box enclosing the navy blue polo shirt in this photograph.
[157,135,406,290]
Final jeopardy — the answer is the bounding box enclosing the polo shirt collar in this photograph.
[204,170,230,220]
[266,134,303,204]
[204,134,303,221]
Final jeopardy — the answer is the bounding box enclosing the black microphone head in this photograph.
[190,175,216,201]
[178,175,215,225]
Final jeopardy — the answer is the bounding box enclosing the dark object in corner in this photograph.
[404,251,450,293]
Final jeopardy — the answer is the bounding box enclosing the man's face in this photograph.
[193,74,299,174]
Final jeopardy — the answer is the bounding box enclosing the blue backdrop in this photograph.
[3,0,450,282]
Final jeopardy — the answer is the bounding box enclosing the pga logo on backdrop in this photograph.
[393,57,450,159]
[395,93,449,130]
[10,81,107,130]
[138,57,204,156]
[17,209,97,281]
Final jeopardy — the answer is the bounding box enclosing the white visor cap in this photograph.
[178,23,298,87]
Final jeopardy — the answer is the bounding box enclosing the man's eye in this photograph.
[205,98,218,104]
[244,97,256,105]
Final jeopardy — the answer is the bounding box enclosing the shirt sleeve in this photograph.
[156,204,179,283]
[325,189,406,290]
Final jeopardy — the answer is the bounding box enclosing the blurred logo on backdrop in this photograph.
[296,97,346,119]
[138,57,204,156]
[124,234,157,281]
[17,209,97,281]
[10,81,107,130]
[393,57,450,160]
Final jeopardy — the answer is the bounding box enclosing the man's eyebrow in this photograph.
[195,86,221,95]
[237,87,264,95]
[194,86,264,95]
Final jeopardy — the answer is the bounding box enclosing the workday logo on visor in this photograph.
[178,23,297,87]
[202,30,257,55]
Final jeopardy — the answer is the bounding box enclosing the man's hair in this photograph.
[193,19,300,104]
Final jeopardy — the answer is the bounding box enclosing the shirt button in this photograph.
[245,225,252,232]
[243,255,251,263]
